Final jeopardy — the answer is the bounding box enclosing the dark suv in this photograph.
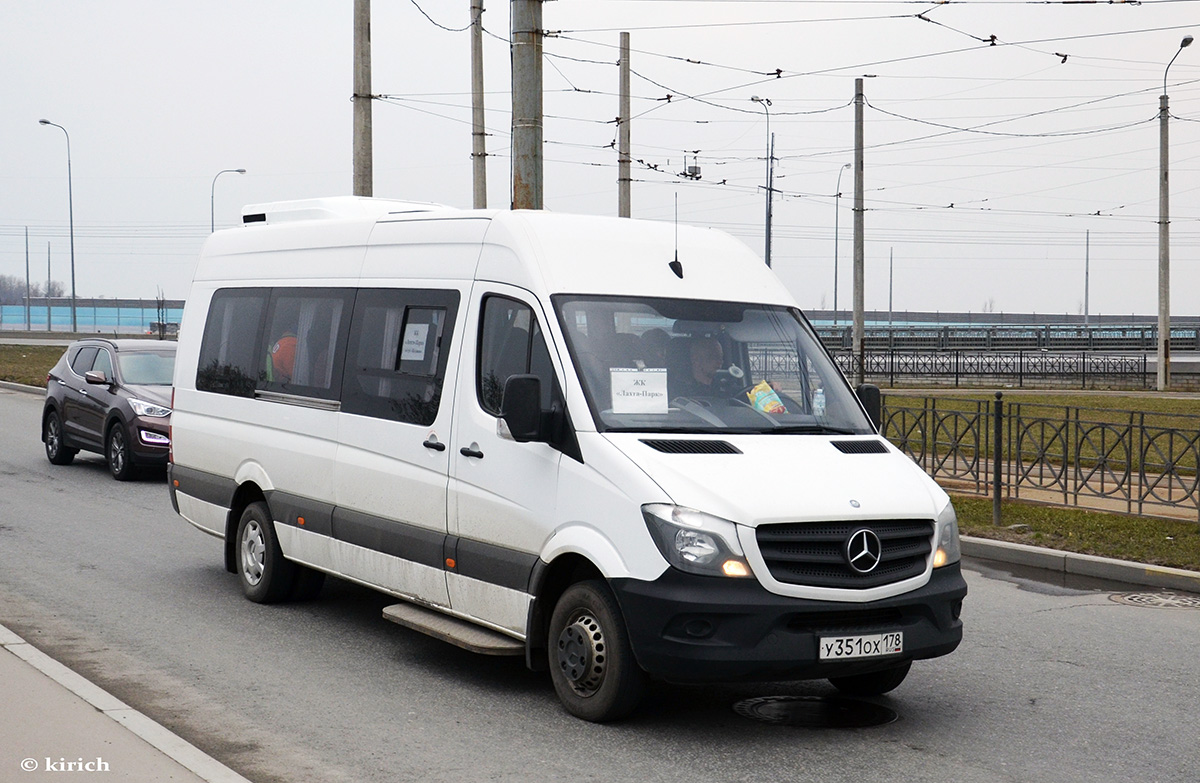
[42,339,176,480]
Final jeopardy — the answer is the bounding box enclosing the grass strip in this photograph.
[954,494,1200,572]
[0,345,64,387]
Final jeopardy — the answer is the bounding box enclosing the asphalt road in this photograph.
[1,386,1197,783]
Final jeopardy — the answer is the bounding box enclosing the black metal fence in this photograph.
[831,350,1149,389]
[881,395,1200,522]
[818,324,1200,352]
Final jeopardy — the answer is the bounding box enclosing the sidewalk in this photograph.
[0,624,251,783]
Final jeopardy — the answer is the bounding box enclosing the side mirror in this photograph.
[501,374,543,443]
[84,370,109,386]
[855,383,881,432]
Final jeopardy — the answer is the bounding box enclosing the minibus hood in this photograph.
[603,433,945,526]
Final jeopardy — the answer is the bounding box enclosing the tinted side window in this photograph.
[341,289,459,425]
[260,289,355,400]
[70,346,98,376]
[196,289,268,397]
[478,296,554,416]
[92,349,114,381]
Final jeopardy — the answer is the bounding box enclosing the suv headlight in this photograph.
[129,398,171,418]
[932,500,961,568]
[643,504,753,578]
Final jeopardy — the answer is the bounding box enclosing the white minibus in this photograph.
[170,197,966,721]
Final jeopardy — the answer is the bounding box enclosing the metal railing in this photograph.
[831,350,1149,389]
[882,395,1200,522]
[818,323,1200,352]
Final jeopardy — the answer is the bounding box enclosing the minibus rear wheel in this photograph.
[236,501,295,603]
[828,661,911,697]
[547,580,646,722]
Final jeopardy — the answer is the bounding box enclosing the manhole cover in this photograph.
[1109,592,1200,609]
[733,696,897,728]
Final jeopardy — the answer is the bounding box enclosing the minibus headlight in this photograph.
[932,501,961,568]
[642,504,753,578]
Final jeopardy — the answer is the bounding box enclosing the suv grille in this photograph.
[755,519,933,589]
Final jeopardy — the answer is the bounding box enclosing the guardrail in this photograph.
[818,324,1200,352]
[829,350,1150,389]
[882,394,1200,523]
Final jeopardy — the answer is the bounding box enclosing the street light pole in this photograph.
[750,96,773,267]
[211,168,246,233]
[1158,34,1193,391]
[833,162,851,325]
[38,119,76,333]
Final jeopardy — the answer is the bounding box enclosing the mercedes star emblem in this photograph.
[845,528,883,574]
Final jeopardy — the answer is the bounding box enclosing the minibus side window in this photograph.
[478,295,554,416]
[197,289,268,397]
[341,288,459,425]
[259,288,355,400]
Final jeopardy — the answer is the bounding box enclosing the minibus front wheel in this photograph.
[236,501,296,603]
[548,580,646,722]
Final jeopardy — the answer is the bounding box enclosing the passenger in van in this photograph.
[637,328,670,369]
[266,331,297,384]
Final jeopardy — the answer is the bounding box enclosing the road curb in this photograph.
[962,536,1200,594]
[0,623,253,783]
[0,380,43,395]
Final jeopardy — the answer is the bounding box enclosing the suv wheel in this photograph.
[106,423,136,481]
[44,410,77,465]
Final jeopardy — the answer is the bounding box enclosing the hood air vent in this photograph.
[641,439,742,455]
[831,440,889,455]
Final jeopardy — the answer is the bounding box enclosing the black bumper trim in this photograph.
[611,564,967,683]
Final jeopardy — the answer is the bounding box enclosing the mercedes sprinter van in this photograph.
[169,197,966,721]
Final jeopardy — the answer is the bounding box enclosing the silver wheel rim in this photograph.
[240,519,266,586]
[46,416,61,457]
[556,611,607,697]
[109,428,126,475]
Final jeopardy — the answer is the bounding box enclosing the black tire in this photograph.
[235,501,295,603]
[828,661,912,697]
[547,580,646,722]
[44,409,77,466]
[106,423,137,481]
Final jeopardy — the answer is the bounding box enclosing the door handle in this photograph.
[423,438,446,452]
[459,446,484,459]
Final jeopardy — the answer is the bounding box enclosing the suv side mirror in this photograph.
[855,383,881,432]
[84,370,110,386]
[502,375,543,443]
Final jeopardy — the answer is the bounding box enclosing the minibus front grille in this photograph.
[754,519,933,589]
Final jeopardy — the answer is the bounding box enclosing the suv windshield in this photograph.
[118,351,176,385]
[554,295,873,435]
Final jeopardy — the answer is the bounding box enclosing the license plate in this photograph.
[819,632,904,660]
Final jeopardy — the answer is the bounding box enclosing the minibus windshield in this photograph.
[553,295,874,435]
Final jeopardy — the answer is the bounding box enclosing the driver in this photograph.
[672,337,725,397]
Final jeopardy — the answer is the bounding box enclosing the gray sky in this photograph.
[2,1,1197,317]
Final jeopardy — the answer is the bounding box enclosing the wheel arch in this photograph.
[525,552,603,672]
[224,482,267,574]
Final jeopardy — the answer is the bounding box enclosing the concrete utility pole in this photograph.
[618,31,631,217]
[853,77,866,385]
[353,0,373,197]
[1157,35,1192,391]
[471,0,487,208]
[511,0,543,209]
[24,227,31,331]
[46,243,51,332]
[1084,230,1090,328]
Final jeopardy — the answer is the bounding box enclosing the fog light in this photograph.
[722,560,750,577]
[933,548,948,568]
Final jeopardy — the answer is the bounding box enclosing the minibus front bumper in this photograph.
[610,563,967,683]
